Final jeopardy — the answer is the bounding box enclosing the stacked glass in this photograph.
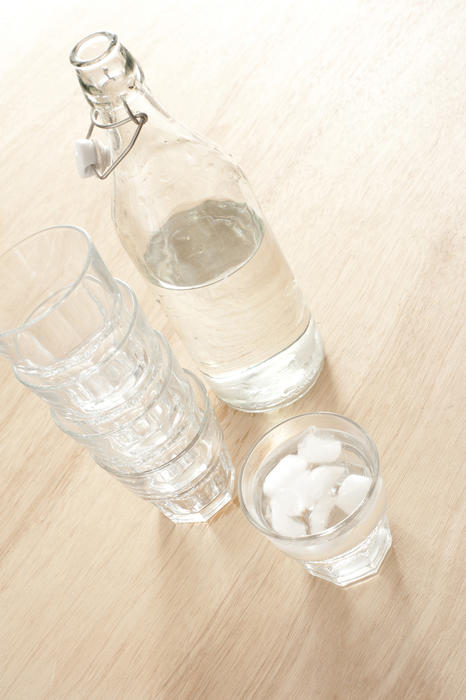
[0,225,234,522]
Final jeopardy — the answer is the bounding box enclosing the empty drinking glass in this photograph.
[55,372,234,522]
[0,225,234,522]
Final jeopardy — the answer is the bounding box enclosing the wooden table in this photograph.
[1,1,465,697]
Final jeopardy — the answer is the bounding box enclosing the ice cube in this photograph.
[309,498,334,534]
[269,487,306,516]
[294,465,346,509]
[263,454,307,496]
[269,497,307,538]
[336,474,371,515]
[291,471,317,507]
[297,430,342,463]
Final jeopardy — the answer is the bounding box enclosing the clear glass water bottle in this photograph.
[71,31,324,412]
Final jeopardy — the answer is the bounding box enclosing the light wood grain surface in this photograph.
[1,1,465,698]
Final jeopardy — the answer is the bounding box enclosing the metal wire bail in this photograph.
[85,98,148,179]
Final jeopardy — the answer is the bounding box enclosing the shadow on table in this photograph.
[142,360,448,696]
[146,515,447,698]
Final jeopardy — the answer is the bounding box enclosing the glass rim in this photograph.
[70,31,118,69]
[238,411,380,543]
[51,328,174,439]
[94,371,212,479]
[12,279,148,394]
[0,225,94,340]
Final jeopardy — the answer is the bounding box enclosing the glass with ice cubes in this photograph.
[238,413,391,586]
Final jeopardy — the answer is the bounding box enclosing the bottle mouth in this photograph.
[70,31,118,68]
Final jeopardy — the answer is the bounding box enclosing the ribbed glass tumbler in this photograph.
[0,225,234,522]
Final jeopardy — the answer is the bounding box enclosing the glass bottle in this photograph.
[70,31,323,412]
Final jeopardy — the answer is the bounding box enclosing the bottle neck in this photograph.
[71,32,175,130]
[70,31,147,109]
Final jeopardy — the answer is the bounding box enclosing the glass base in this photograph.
[161,484,233,523]
[153,450,235,523]
[302,516,392,587]
[203,320,324,413]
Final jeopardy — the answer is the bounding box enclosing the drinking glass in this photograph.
[0,225,120,380]
[0,225,234,522]
[55,372,234,522]
[238,413,391,586]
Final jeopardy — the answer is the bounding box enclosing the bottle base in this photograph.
[202,320,324,413]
